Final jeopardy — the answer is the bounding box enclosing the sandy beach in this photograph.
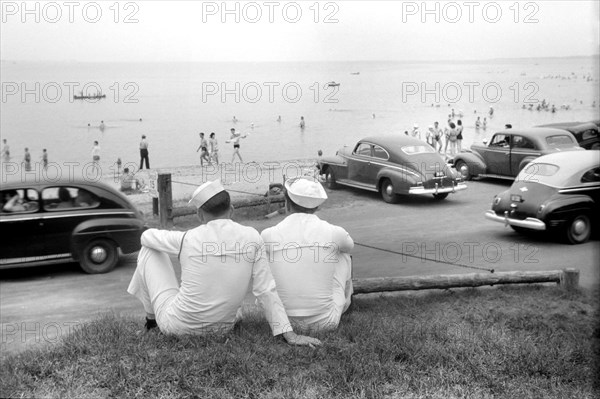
[109,158,320,216]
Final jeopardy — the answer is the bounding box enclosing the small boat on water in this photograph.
[350,72,360,75]
[327,81,341,87]
[73,92,106,100]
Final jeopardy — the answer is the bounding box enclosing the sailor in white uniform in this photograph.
[261,177,354,333]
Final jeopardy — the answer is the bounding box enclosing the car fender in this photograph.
[71,217,145,258]
[376,167,419,193]
[453,152,486,176]
[319,154,346,174]
[540,194,595,220]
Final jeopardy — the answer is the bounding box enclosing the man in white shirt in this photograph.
[127,180,320,347]
[261,177,354,333]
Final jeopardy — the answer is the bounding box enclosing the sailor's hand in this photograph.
[282,331,322,347]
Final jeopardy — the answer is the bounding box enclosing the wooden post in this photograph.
[560,268,579,292]
[152,197,159,216]
[157,173,172,228]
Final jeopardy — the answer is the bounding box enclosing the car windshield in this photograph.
[401,145,436,155]
[546,135,575,147]
[516,163,560,182]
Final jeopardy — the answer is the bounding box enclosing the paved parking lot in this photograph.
[2,179,598,357]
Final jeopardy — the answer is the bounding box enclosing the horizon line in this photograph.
[1,54,599,64]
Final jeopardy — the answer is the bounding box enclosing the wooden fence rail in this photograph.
[352,269,580,294]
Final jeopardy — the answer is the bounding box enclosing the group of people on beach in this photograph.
[407,105,502,158]
[1,139,49,171]
[406,118,464,157]
[196,132,219,166]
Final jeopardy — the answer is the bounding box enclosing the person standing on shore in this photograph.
[446,122,458,157]
[196,132,211,166]
[300,116,305,129]
[41,149,48,169]
[91,141,100,164]
[209,132,219,165]
[23,148,31,171]
[432,122,443,153]
[456,120,464,152]
[227,128,247,164]
[1,139,10,163]
[139,135,150,169]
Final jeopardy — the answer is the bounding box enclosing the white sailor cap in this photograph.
[188,180,225,208]
[284,177,327,209]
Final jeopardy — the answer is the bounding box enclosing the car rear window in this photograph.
[42,187,100,211]
[546,135,575,146]
[401,145,436,155]
[516,163,560,182]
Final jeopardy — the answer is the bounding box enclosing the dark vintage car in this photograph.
[0,179,145,273]
[318,135,467,203]
[536,121,599,150]
[485,151,600,244]
[453,127,583,181]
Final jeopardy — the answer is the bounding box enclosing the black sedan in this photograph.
[318,135,466,203]
[453,127,583,181]
[485,151,600,244]
[0,179,145,273]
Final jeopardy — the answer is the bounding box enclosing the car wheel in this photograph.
[380,179,399,204]
[79,238,119,274]
[565,214,591,244]
[325,168,338,189]
[433,193,449,200]
[455,161,472,181]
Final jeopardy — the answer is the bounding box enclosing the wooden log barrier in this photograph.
[352,269,579,294]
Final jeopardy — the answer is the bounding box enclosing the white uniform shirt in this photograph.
[140,219,292,336]
[261,213,353,318]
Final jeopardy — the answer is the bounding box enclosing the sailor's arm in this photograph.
[331,226,354,253]
[140,228,186,255]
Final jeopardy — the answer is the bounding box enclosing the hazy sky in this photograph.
[1,0,599,62]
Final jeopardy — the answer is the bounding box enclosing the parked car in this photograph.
[485,151,600,244]
[536,121,599,150]
[318,135,467,203]
[0,179,145,273]
[453,127,583,181]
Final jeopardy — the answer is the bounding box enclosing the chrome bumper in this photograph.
[484,210,546,231]
[409,182,468,195]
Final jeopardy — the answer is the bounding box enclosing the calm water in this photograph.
[1,57,598,174]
